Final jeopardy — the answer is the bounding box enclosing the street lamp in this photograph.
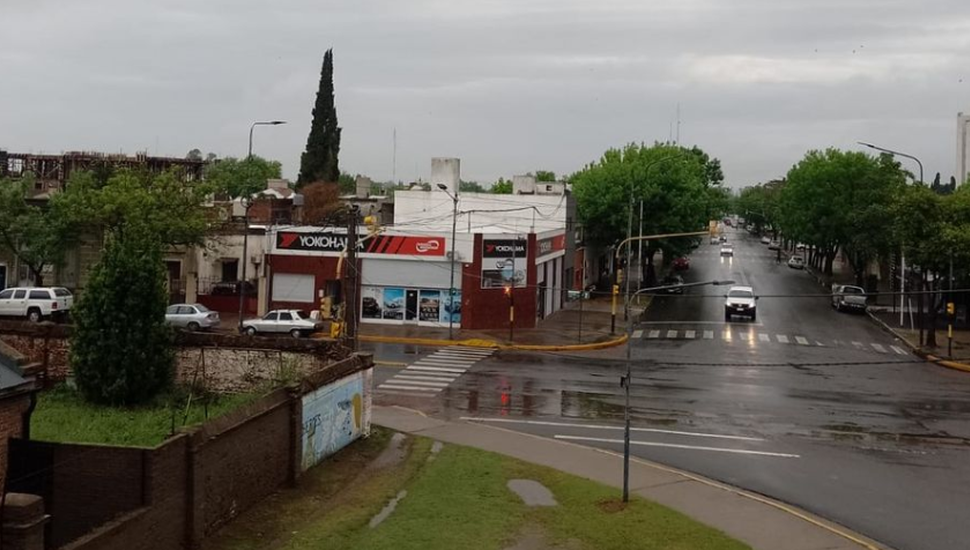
[620,277,735,502]
[249,120,287,159]
[857,141,923,183]
[437,184,460,339]
[857,141,923,332]
[237,195,254,331]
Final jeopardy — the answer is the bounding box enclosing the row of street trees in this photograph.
[736,147,970,347]
[571,142,728,286]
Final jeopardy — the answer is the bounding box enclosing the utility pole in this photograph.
[345,207,360,349]
[638,200,644,286]
[949,252,954,358]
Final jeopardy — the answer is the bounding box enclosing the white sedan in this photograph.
[720,245,734,256]
[241,309,323,338]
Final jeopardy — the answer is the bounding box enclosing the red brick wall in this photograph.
[460,234,538,330]
[0,395,29,495]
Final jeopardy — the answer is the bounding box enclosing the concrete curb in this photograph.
[357,333,629,352]
[866,310,970,373]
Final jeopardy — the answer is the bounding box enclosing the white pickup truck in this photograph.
[0,287,74,322]
[831,284,867,313]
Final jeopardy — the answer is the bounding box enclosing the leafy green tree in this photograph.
[185,149,203,161]
[780,149,905,280]
[205,156,283,198]
[0,176,70,284]
[459,180,486,193]
[298,49,341,187]
[338,172,356,194]
[71,225,173,405]
[571,142,726,285]
[491,177,512,194]
[534,170,556,182]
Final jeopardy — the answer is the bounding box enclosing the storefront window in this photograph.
[361,286,383,319]
[382,287,405,320]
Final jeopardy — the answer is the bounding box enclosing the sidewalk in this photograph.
[868,309,970,373]
[373,406,886,550]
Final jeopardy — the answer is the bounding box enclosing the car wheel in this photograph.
[724,309,732,321]
[245,326,257,336]
[750,310,757,321]
[290,329,303,339]
[27,308,42,323]
[187,322,200,332]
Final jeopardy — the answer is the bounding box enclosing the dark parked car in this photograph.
[672,257,690,271]
[657,274,685,294]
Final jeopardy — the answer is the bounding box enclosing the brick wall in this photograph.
[0,395,30,495]
[7,355,372,550]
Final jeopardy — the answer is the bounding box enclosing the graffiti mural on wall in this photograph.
[301,371,368,471]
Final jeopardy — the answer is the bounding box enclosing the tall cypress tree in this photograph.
[297,49,341,188]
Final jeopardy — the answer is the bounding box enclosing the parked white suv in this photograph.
[0,287,74,323]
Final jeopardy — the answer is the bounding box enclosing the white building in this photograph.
[958,112,970,186]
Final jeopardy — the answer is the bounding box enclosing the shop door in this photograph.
[405,290,419,321]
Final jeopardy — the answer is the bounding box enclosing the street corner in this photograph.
[867,310,970,374]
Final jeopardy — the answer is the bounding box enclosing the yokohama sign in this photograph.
[276,232,446,256]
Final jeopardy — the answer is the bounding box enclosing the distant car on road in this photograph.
[710,236,720,245]
[832,284,867,313]
[720,245,734,256]
[672,257,690,271]
[241,309,323,338]
[719,235,728,243]
[787,256,806,269]
[760,236,771,245]
[0,287,73,323]
[657,274,685,294]
[725,286,757,321]
[796,243,806,251]
[768,241,781,251]
[165,303,220,331]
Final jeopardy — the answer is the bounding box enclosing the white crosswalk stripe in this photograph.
[667,330,678,339]
[891,345,907,355]
[648,330,661,339]
[852,341,865,349]
[685,330,696,339]
[635,326,908,356]
[871,343,887,353]
[379,348,494,397]
[703,330,714,339]
[777,335,790,344]
[759,333,770,342]
[795,336,809,345]
[633,330,644,339]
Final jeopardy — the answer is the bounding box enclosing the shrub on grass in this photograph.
[71,226,174,405]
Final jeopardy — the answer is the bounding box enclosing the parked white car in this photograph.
[760,236,771,245]
[725,286,757,321]
[241,309,323,338]
[0,287,73,323]
[787,256,806,269]
[165,303,221,331]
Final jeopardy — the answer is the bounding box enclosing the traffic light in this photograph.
[947,302,955,316]
[612,285,620,295]
[363,215,380,236]
[504,285,512,297]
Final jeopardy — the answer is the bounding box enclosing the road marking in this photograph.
[407,366,468,373]
[871,343,887,353]
[685,330,696,339]
[394,374,458,382]
[434,351,490,359]
[416,357,477,365]
[667,330,678,339]
[891,345,907,355]
[852,341,865,349]
[703,330,714,339]
[776,335,789,344]
[377,390,437,398]
[553,435,800,458]
[384,378,450,387]
[641,320,764,326]
[648,330,660,339]
[816,341,825,346]
[375,360,408,368]
[378,384,441,392]
[633,329,644,339]
[722,330,731,341]
[443,348,493,357]
[795,336,809,345]
[459,417,765,441]
[758,333,770,342]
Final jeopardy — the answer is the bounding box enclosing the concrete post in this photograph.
[2,493,49,550]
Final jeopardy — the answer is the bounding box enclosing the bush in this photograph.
[71,227,174,405]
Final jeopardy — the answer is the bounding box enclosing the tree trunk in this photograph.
[824,250,836,276]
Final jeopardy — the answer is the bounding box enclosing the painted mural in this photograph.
[301,371,367,471]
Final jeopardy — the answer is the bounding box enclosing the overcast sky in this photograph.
[1,0,968,187]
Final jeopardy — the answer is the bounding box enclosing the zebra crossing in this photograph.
[377,347,493,396]
[635,327,909,355]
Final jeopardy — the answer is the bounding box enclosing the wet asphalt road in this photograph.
[371,227,970,550]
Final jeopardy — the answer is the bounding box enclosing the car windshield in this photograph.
[53,288,72,297]
[194,304,211,313]
[728,289,753,298]
[842,287,864,294]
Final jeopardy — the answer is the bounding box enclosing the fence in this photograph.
[6,353,373,550]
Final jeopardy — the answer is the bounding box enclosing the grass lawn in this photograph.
[205,428,750,550]
[31,385,260,447]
